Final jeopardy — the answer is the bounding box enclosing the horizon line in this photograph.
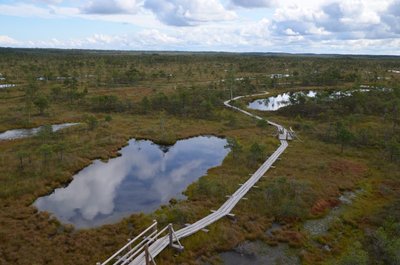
[1,46,400,58]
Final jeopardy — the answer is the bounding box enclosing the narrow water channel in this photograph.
[0,123,79,141]
[0,84,16,89]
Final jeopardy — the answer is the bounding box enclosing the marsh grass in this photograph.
[1,51,399,264]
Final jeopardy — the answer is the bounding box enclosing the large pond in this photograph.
[0,123,79,141]
[34,136,230,228]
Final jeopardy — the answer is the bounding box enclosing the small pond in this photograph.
[34,136,230,228]
[247,88,373,111]
[219,240,300,265]
[248,91,317,111]
[304,190,362,236]
[0,123,79,141]
[0,84,16,89]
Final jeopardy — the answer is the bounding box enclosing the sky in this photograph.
[0,0,399,54]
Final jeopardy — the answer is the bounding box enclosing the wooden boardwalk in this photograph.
[100,93,291,265]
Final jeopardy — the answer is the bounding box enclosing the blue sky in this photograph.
[0,0,399,54]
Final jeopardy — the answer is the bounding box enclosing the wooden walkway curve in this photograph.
[100,93,291,265]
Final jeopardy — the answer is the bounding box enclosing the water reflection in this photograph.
[247,88,378,111]
[0,123,79,141]
[0,84,16,89]
[303,190,362,236]
[219,241,300,265]
[248,91,317,111]
[34,136,230,228]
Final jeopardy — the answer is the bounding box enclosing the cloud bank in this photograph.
[0,0,399,54]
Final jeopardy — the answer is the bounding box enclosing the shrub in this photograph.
[265,177,316,219]
[371,221,400,265]
[338,241,368,265]
[85,115,98,130]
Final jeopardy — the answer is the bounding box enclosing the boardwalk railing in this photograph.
[98,221,158,265]
[99,92,292,265]
[98,221,184,265]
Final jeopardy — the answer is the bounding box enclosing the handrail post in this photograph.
[168,224,184,252]
[168,224,173,247]
[145,244,150,265]
[152,219,158,240]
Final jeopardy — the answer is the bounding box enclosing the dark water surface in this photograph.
[34,136,230,228]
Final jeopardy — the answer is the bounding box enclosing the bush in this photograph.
[247,142,265,166]
[265,177,316,219]
[34,95,50,115]
[338,241,368,265]
[85,115,98,130]
[225,113,238,128]
[90,95,120,112]
[37,124,54,143]
[371,221,400,265]
[38,144,53,165]
[256,119,268,129]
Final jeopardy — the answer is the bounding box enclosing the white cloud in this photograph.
[284,28,299,36]
[0,2,164,29]
[382,1,400,35]
[271,4,327,38]
[0,0,400,54]
[0,35,19,46]
[319,1,382,33]
[270,0,398,42]
[32,0,64,4]
[3,26,400,55]
[144,0,237,26]
[85,34,123,44]
[82,0,141,14]
[230,0,275,8]
[137,29,182,45]
[0,3,55,18]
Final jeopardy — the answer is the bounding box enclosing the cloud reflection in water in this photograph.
[248,91,317,111]
[34,136,229,228]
